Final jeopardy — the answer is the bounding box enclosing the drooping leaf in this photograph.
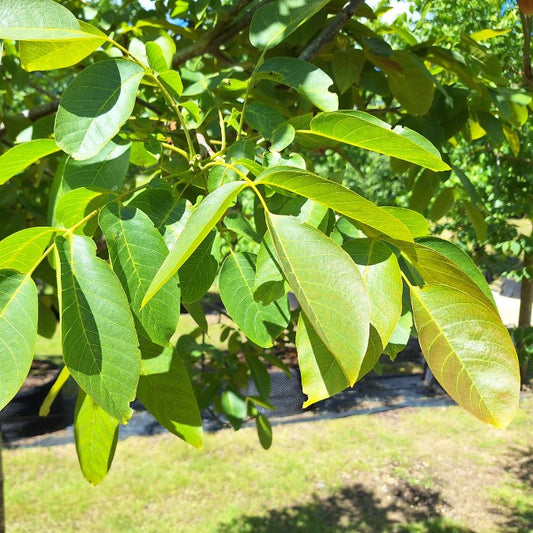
[137,346,203,448]
[429,188,456,221]
[183,300,208,334]
[464,200,488,242]
[256,167,413,243]
[74,390,119,486]
[20,21,106,71]
[0,139,60,185]
[411,284,520,428]
[55,59,145,160]
[179,231,218,304]
[296,313,349,407]
[55,234,141,423]
[0,227,56,273]
[257,57,338,111]
[250,0,332,50]
[143,181,247,306]
[256,414,273,449]
[246,354,271,400]
[267,214,370,385]
[0,0,93,41]
[0,270,38,410]
[219,252,290,348]
[308,111,450,171]
[100,204,180,346]
[221,389,247,429]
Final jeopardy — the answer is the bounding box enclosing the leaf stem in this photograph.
[162,142,190,160]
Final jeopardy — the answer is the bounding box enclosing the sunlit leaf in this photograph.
[0,227,56,273]
[0,271,38,410]
[56,234,141,423]
[55,59,144,160]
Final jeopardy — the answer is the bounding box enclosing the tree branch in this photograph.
[171,0,274,68]
[521,12,533,88]
[299,0,365,62]
[0,100,59,139]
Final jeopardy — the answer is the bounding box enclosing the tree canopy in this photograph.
[0,0,527,484]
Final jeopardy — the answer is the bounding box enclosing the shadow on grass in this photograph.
[502,446,533,533]
[216,480,474,533]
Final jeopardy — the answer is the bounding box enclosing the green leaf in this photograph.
[411,284,519,428]
[415,237,496,307]
[137,346,203,448]
[99,204,181,346]
[20,21,106,71]
[245,102,285,138]
[250,0,331,50]
[257,57,338,112]
[55,234,141,423]
[410,242,496,309]
[464,200,488,242]
[253,234,287,306]
[296,313,348,407]
[429,188,456,222]
[0,140,60,185]
[0,0,94,41]
[308,111,450,171]
[183,301,208,334]
[332,49,366,94]
[55,188,114,235]
[143,181,247,306]
[256,167,413,243]
[179,231,218,304]
[74,390,119,486]
[0,227,56,273]
[55,59,145,160]
[381,207,429,238]
[128,185,192,249]
[256,414,273,449]
[272,124,296,152]
[221,389,247,429]
[0,271,38,410]
[146,41,170,72]
[343,239,402,348]
[159,70,184,98]
[368,50,434,116]
[246,354,271,399]
[267,214,370,385]
[219,252,290,348]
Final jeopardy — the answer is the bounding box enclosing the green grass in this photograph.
[5,396,533,532]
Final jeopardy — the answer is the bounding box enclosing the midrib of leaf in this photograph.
[267,220,350,382]
[412,288,498,426]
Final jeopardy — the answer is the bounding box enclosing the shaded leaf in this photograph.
[56,234,141,423]
[219,252,290,348]
[55,60,144,160]
[257,57,338,111]
[256,414,273,449]
[137,346,203,448]
[74,390,119,486]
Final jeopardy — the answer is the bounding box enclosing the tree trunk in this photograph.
[518,253,533,385]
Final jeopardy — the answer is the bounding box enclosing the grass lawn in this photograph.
[5,395,533,532]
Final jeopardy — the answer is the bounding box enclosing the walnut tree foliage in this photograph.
[0,0,523,484]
